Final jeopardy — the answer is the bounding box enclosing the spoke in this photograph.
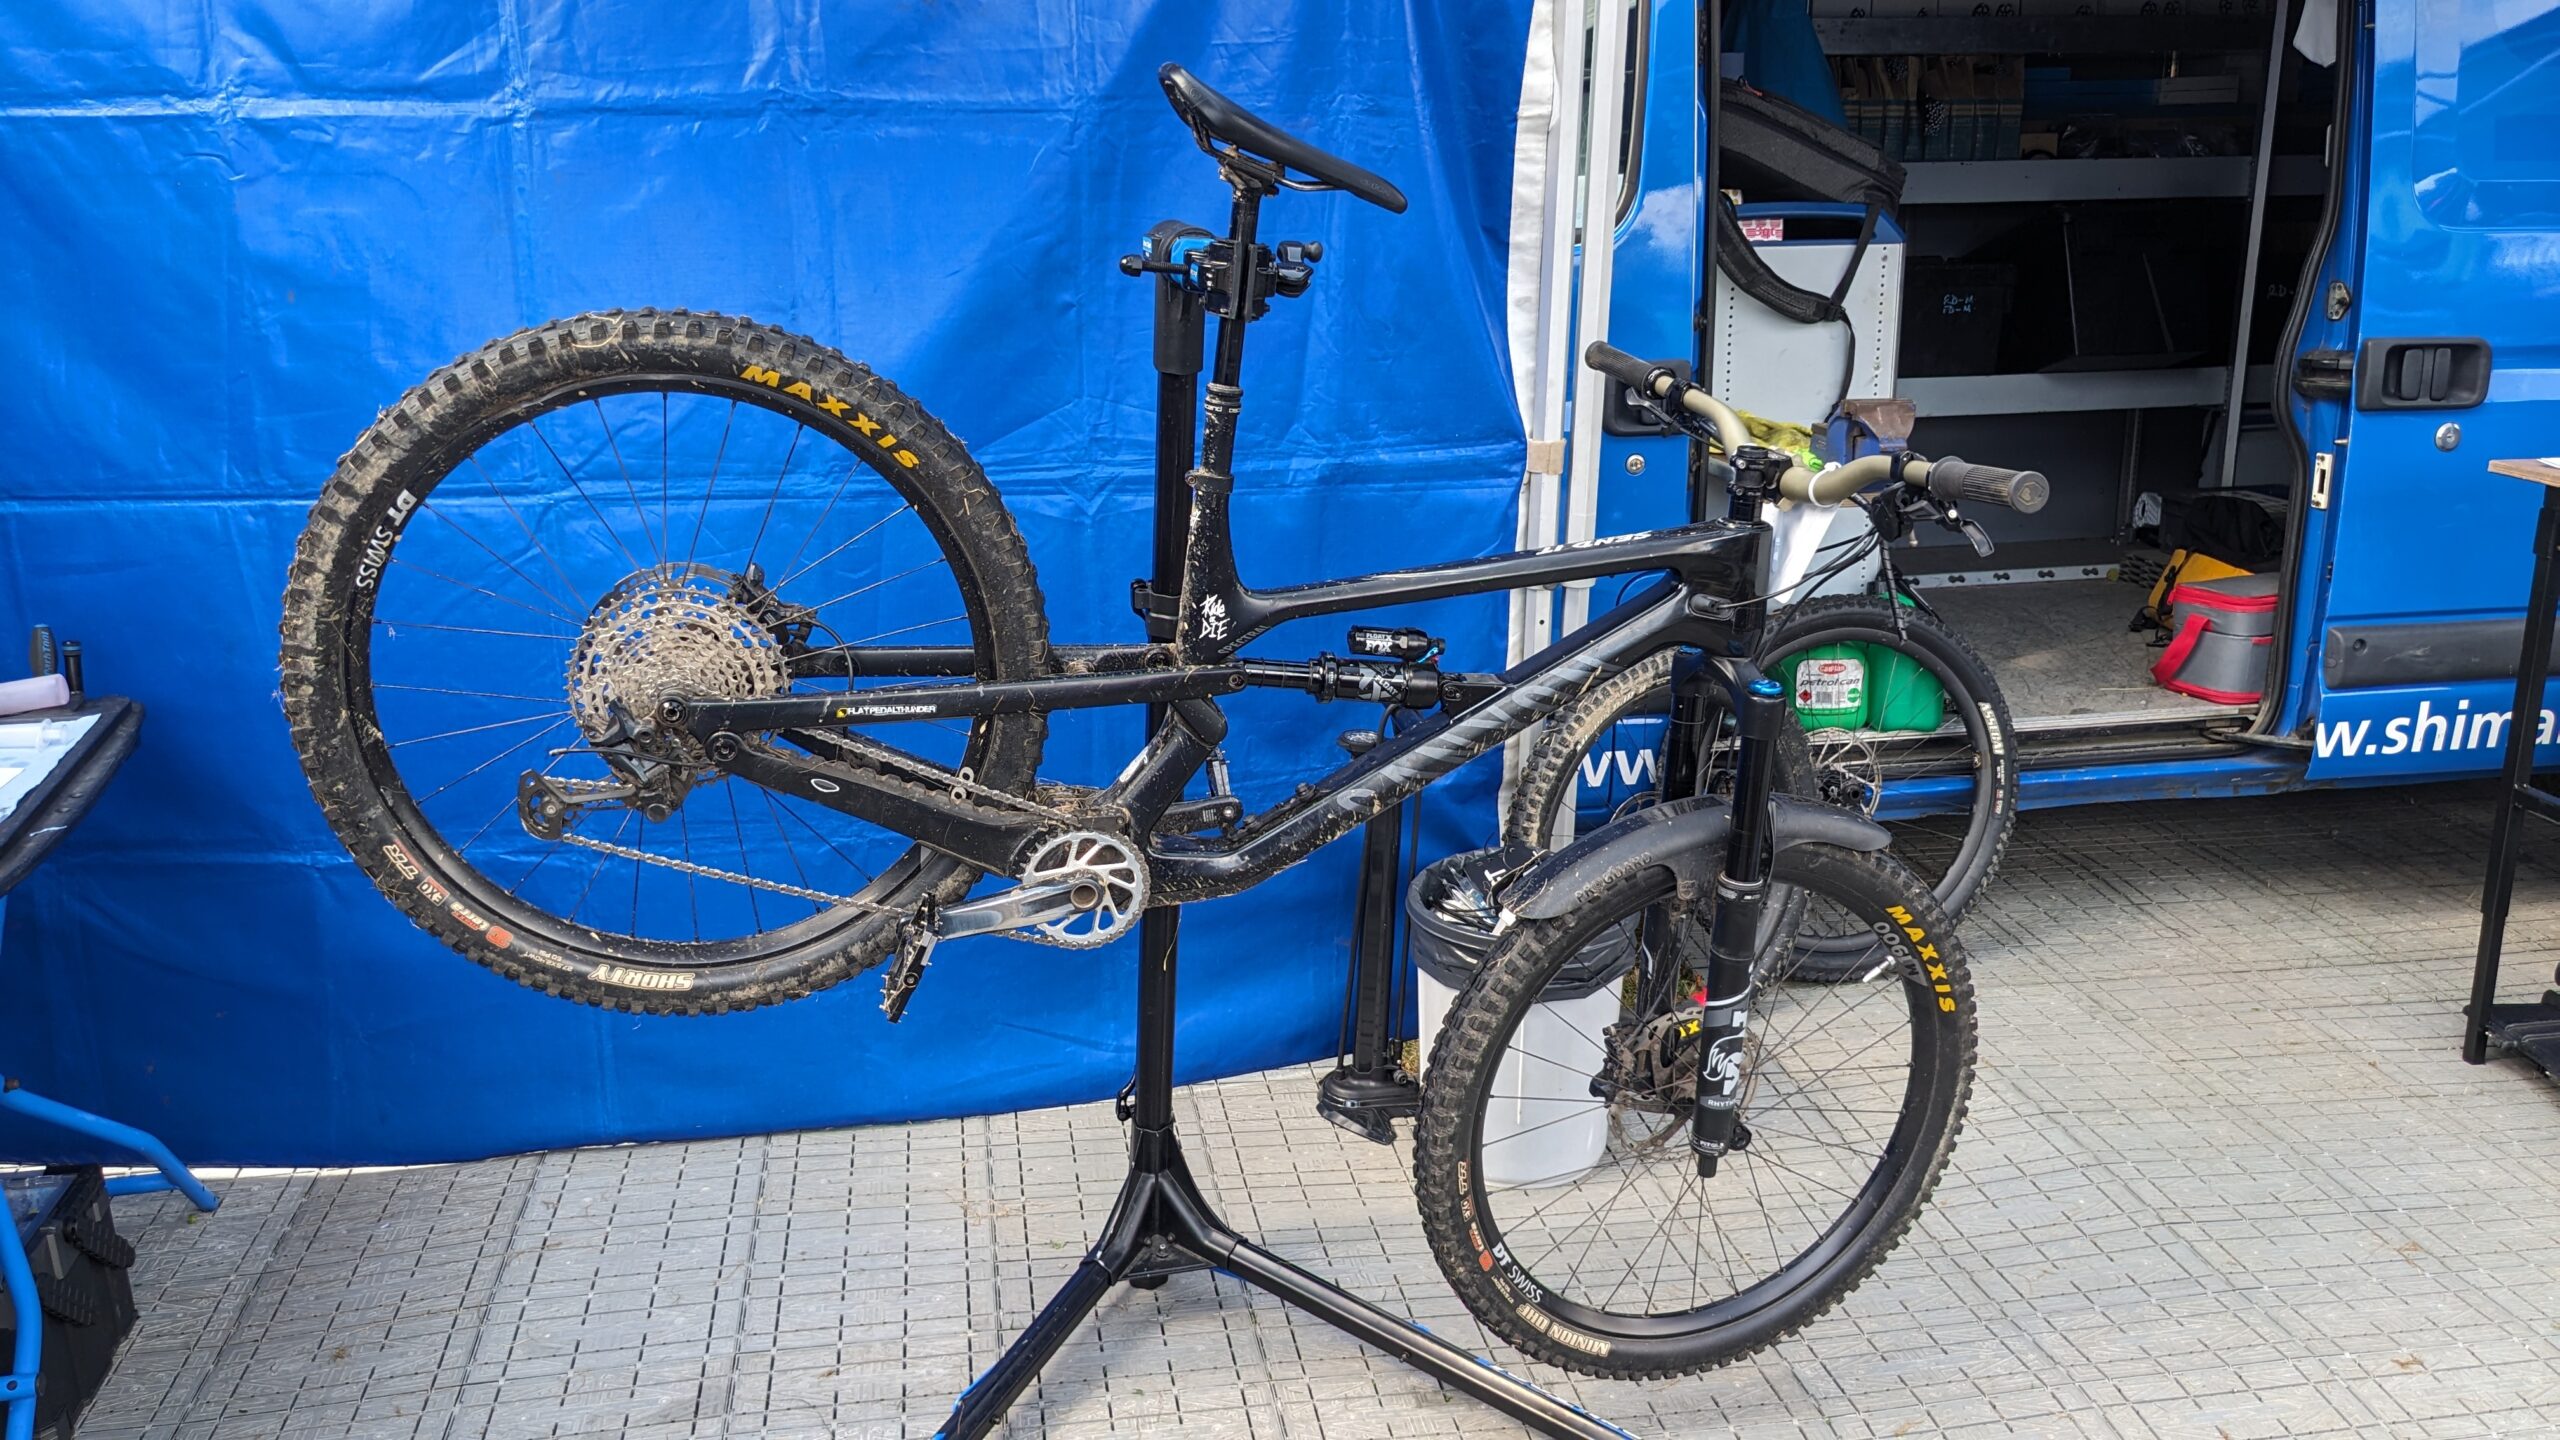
[377,682,566,705]
[723,782,764,932]
[1700,1157,1729,1309]
[1498,1147,1647,1229]
[419,500,581,617]
[745,422,804,568]
[796,613,968,652]
[1739,1122,1888,1163]
[804,557,946,614]
[678,806,702,941]
[526,415,646,571]
[1550,1141,1660,1297]
[416,715,571,805]
[1481,1102,1627,1153]
[659,392,671,563]
[771,796,877,885]
[591,397,665,564]
[688,400,740,564]
[775,502,918,590]
[568,810,634,923]
[1768,1018,1909,1104]
[374,617,577,643]
[467,455,589,611]
[1744,1119,1783,1276]
[758,787,822,918]
[389,711,565,748]
[1738,1148,1864,1205]
[1606,1165,1698,1312]
[386,556,578,626]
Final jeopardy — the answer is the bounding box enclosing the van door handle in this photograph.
[2354,337,2491,410]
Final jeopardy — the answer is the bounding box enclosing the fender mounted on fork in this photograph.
[1500,794,1890,923]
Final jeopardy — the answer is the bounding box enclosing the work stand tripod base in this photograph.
[936,910,1631,1440]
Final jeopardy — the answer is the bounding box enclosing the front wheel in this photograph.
[279,310,1051,1015]
[1506,594,2017,980]
[1411,843,1975,1378]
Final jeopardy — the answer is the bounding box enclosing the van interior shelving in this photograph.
[1802,3,2332,756]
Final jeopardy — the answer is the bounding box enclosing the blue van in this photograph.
[1576,0,2560,811]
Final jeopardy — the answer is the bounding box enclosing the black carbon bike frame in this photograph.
[672,179,1794,915]
[807,110,1790,1440]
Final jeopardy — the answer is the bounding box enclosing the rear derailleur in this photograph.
[518,701,701,834]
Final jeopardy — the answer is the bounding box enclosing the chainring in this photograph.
[1018,830,1148,948]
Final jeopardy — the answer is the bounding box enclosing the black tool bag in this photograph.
[1718,79,1905,217]
[1710,80,1906,409]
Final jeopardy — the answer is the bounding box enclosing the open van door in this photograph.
[2302,0,2560,781]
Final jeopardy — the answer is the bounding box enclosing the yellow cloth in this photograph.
[1731,408,1822,471]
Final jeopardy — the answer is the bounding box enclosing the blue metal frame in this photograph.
[0,1083,218,1440]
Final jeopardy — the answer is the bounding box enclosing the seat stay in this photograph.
[1158,63,1408,214]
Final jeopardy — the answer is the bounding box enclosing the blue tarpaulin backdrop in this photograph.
[0,2,1532,1164]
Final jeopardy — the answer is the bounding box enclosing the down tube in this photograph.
[1149,581,1705,904]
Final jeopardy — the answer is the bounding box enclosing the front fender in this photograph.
[1502,796,1890,922]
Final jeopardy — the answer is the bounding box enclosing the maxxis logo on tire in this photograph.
[737,364,921,469]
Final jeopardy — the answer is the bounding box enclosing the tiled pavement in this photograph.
[63,782,2560,1436]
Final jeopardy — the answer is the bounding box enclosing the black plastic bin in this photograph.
[2,1166,138,1439]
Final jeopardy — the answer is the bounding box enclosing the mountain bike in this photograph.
[1508,410,2041,983]
[278,62,2023,1376]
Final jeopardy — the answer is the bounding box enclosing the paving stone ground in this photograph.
[60,782,2560,1437]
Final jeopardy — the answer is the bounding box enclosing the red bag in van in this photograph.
[2151,574,2278,704]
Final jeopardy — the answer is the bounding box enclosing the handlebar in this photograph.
[1580,341,2048,515]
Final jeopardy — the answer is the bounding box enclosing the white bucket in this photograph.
[1409,847,1635,1190]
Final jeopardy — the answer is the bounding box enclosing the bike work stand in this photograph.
[938,228,1627,1440]
[2463,458,2560,1083]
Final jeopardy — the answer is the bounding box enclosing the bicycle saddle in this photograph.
[1158,63,1408,214]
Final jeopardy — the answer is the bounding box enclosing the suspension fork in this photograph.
[1688,661,1786,1176]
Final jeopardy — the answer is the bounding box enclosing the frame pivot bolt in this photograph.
[1750,677,1784,698]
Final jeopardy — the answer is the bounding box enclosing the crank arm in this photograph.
[881,880,1093,1023]
[936,880,1088,940]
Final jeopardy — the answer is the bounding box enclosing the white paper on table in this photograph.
[0,713,100,822]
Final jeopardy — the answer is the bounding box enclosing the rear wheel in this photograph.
[279,310,1049,1014]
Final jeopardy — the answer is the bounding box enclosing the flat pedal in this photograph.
[1315,1066,1420,1146]
[882,901,939,1024]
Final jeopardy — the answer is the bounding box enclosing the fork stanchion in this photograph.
[939,223,1629,1440]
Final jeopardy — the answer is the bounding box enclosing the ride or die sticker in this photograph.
[1797,655,1865,714]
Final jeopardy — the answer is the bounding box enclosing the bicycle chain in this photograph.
[546,763,1125,947]
[555,825,891,913]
